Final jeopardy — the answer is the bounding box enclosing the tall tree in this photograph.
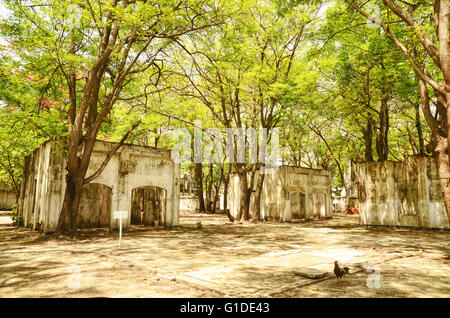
[172,0,321,221]
[1,0,228,236]
[344,0,450,223]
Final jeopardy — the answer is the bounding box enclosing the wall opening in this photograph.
[290,191,306,219]
[78,183,112,228]
[131,186,166,226]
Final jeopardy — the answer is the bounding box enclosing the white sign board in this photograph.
[114,210,128,219]
[114,210,128,248]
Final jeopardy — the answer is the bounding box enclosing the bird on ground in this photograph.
[334,261,349,282]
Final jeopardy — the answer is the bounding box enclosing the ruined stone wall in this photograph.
[352,156,449,229]
[17,140,180,233]
[332,196,346,212]
[278,166,332,221]
[78,183,112,228]
[179,196,199,211]
[18,141,59,232]
[228,166,332,221]
[0,191,16,209]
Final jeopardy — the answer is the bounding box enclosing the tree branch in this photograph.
[83,120,141,184]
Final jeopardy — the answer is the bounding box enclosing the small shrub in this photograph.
[196,221,202,230]
[10,204,23,226]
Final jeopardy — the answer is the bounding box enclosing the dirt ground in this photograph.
[0,210,449,298]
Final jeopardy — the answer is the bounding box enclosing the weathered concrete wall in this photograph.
[179,175,195,196]
[332,196,358,212]
[179,195,199,211]
[0,190,16,209]
[17,140,180,233]
[178,174,199,211]
[228,166,332,222]
[332,196,346,212]
[78,183,112,228]
[351,156,449,229]
[18,141,56,231]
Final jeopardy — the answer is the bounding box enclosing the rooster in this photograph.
[334,261,349,282]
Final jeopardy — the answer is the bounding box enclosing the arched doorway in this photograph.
[131,186,167,226]
[78,183,112,228]
[290,191,306,219]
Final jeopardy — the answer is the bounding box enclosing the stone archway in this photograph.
[131,186,167,226]
[78,183,112,228]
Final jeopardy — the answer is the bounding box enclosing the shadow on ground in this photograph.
[0,211,449,297]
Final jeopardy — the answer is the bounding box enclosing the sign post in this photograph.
[114,210,128,248]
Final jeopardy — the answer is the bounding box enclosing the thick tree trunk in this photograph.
[435,137,450,224]
[415,90,425,155]
[206,163,214,213]
[376,96,389,161]
[55,173,83,236]
[252,171,265,222]
[212,185,220,212]
[419,78,450,224]
[445,88,450,225]
[376,60,390,162]
[441,0,450,223]
[204,186,211,212]
[238,172,250,221]
[223,183,228,210]
[223,163,232,210]
[194,162,206,212]
[363,118,374,162]
[344,184,350,213]
[223,176,230,212]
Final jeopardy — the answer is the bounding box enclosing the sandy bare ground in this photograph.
[0,211,12,226]
[0,211,449,298]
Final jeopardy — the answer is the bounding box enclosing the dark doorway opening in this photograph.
[291,191,306,219]
[131,186,166,226]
